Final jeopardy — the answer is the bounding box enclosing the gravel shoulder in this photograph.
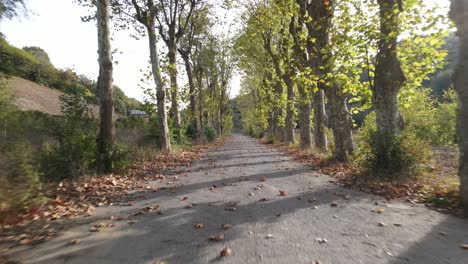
[10,133,468,264]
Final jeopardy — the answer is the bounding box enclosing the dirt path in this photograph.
[11,134,468,263]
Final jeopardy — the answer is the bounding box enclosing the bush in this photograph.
[184,122,198,140]
[400,88,457,146]
[204,126,217,142]
[433,89,458,146]
[264,134,278,144]
[108,144,133,174]
[0,141,46,216]
[39,94,97,180]
[354,112,431,178]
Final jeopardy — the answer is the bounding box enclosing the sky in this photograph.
[0,0,242,101]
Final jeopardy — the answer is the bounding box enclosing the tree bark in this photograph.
[284,73,295,145]
[181,52,198,137]
[325,84,354,161]
[289,14,311,149]
[450,0,468,213]
[303,0,331,150]
[147,23,171,153]
[168,45,182,142]
[298,84,312,149]
[96,0,115,174]
[374,0,405,137]
[313,89,328,149]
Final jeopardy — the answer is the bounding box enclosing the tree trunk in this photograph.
[182,53,198,137]
[289,14,310,148]
[326,84,354,161]
[298,84,312,149]
[303,0,332,150]
[373,0,406,147]
[313,89,328,149]
[284,74,295,145]
[450,0,468,214]
[147,23,171,153]
[168,45,182,142]
[96,0,115,174]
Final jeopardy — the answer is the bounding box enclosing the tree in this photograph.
[0,0,26,21]
[155,0,198,142]
[450,0,468,213]
[297,0,329,150]
[95,0,116,173]
[178,5,210,138]
[113,0,172,152]
[289,13,312,149]
[371,0,406,171]
[22,46,52,65]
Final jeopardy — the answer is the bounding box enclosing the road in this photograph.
[12,133,468,263]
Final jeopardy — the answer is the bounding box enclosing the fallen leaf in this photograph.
[222,224,233,230]
[110,216,126,221]
[371,208,384,214]
[279,191,287,196]
[316,238,327,243]
[69,239,80,245]
[260,177,267,182]
[209,233,225,241]
[181,197,189,201]
[220,247,232,257]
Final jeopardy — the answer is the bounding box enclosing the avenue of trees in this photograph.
[233,0,468,213]
[1,0,468,215]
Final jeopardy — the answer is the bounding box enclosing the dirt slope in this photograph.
[4,76,99,116]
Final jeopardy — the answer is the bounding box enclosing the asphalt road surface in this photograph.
[12,133,468,264]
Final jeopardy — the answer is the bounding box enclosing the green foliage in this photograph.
[0,37,140,114]
[400,88,457,146]
[264,134,278,144]
[203,126,217,143]
[39,94,97,180]
[109,143,133,174]
[354,112,431,178]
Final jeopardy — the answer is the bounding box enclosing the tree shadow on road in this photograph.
[11,183,369,264]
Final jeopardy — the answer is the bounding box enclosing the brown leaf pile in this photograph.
[0,139,225,248]
[266,141,464,216]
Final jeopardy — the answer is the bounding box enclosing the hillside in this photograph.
[4,75,100,116]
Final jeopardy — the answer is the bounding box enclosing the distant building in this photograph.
[128,109,146,116]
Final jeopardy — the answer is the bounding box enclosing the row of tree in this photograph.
[233,0,468,212]
[91,0,235,170]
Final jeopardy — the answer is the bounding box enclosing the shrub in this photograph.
[264,134,278,144]
[0,141,46,216]
[184,121,198,140]
[109,144,133,174]
[399,88,457,146]
[39,94,97,180]
[433,89,458,146]
[354,112,431,178]
[204,126,217,142]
